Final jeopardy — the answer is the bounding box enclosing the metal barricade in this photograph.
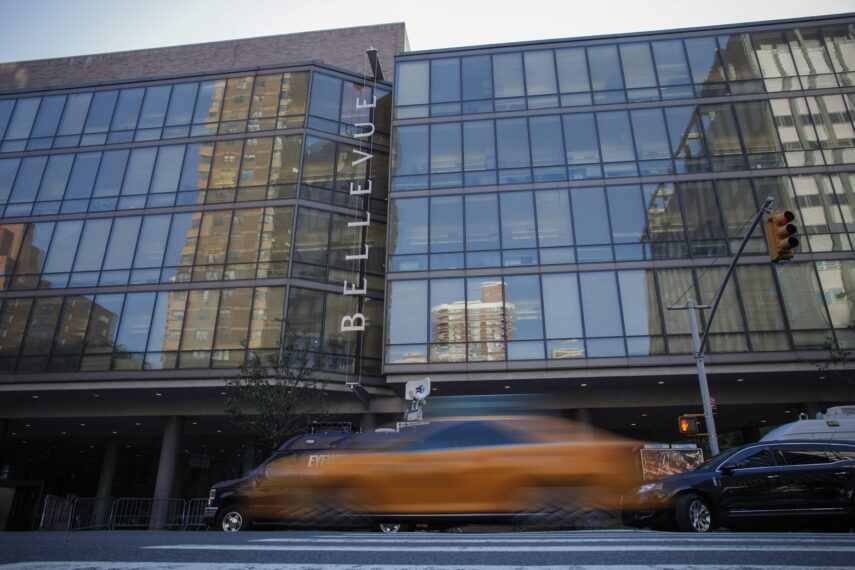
[110,498,185,530]
[39,495,74,531]
[68,497,115,531]
[183,498,209,530]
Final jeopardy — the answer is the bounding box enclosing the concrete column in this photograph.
[150,416,183,529]
[94,439,119,527]
[359,413,377,433]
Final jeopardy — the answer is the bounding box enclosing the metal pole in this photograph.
[686,299,720,456]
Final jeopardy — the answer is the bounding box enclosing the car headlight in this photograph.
[637,482,663,494]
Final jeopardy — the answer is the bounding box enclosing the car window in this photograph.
[775,445,835,466]
[729,447,774,469]
[407,421,516,451]
[830,444,855,460]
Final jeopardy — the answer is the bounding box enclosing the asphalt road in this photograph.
[1,529,855,569]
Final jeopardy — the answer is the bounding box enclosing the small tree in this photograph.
[224,337,329,456]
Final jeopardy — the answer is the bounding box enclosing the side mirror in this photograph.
[720,464,735,476]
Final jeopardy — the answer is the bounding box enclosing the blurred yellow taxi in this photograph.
[247,416,642,531]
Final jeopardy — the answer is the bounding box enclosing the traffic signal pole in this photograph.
[668,196,776,458]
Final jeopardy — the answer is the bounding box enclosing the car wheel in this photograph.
[376,522,408,533]
[675,493,714,533]
[217,505,251,532]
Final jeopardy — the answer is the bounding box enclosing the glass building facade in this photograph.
[1,16,855,529]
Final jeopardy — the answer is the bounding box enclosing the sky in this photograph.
[0,0,854,63]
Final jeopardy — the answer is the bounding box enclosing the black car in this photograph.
[621,439,855,532]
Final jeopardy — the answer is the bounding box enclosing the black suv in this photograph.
[205,432,359,532]
[622,439,855,532]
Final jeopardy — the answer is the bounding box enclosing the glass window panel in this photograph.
[0,100,14,139]
[607,185,646,244]
[286,287,323,351]
[430,278,466,360]
[213,287,252,349]
[563,113,600,164]
[165,82,198,126]
[258,205,292,266]
[657,268,696,334]
[580,272,622,337]
[134,214,171,268]
[37,154,73,201]
[430,196,463,253]
[269,134,302,186]
[163,212,195,266]
[0,158,19,203]
[301,136,335,188]
[504,275,543,340]
[103,217,141,270]
[541,273,583,338]
[717,33,762,81]
[249,74,281,120]
[788,28,835,77]
[535,189,572,247]
[461,55,493,100]
[698,104,742,155]
[84,293,124,354]
[227,207,262,264]
[111,88,144,131]
[121,147,156,195]
[309,73,342,121]
[684,37,726,83]
[664,106,706,160]
[463,120,496,171]
[43,220,83,273]
[808,94,855,150]
[195,211,231,266]
[500,191,537,249]
[192,80,223,124]
[209,139,243,188]
[529,115,564,166]
[390,197,428,255]
[620,43,657,88]
[465,193,500,251]
[178,143,210,191]
[138,85,171,129]
[752,31,798,81]
[596,111,635,162]
[14,222,54,275]
[93,150,129,197]
[180,289,220,351]
[715,179,763,244]
[279,71,309,118]
[21,296,63,355]
[496,117,530,168]
[652,39,692,85]
[588,45,624,91]
[148,145,184,193]
[148,290,185,352]
[776,262,831,329]
[431,58,460,103]
[679,180,726,241]
[466,277,508,350]
[817,260,855,329]
[631,108,671,159]
[556,47,591,93]
[64,152,100,200]
[239,136,272,188]
[392,125,428,176]
[524,50,557,95]
[9,156,47,203]
[823,25,855,80]
[619,270,663,335]
[222,76,253,122]
[396,61,429,106]
[84,91,118,133]
[53,295,92,354]
[733,101,781,154]
[571,187,610,245]
[493,52,525,98]
[430,123,462,173]
[322,292,360,361]
[5,98,39,139]
[74,218,111,271]
[31,95,66,138]
[697,266,744,334]
[387,280,428,344]
[116,292,155,352]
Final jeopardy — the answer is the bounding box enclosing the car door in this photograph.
[772,443,849,512]
[718,445,785,515]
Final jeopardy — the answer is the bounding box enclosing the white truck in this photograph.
[760,405,855,441]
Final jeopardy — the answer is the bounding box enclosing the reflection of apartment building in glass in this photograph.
[2,15,855,530]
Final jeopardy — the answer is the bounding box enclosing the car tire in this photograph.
[217,505,252,532]
[375,522,408,533]
[675,493,714,533]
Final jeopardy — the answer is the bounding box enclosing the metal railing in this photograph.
[39,496,209,531]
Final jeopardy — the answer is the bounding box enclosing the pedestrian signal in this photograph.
[678,415,699,434]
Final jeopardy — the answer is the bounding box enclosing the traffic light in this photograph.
[678,415,699,434]
[765,210,798,262]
